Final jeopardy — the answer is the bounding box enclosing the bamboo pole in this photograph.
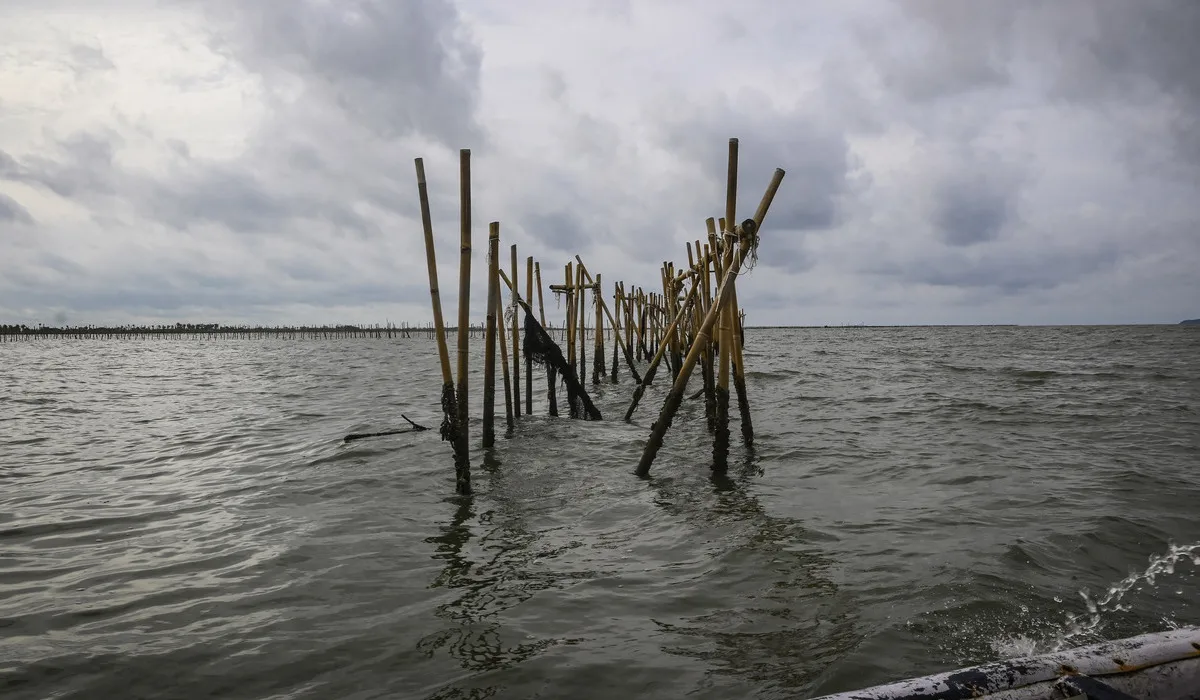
[573,257,643,383]
[636,166,785,476]
[576,263,586,374]
[483,222,499,448]
[623,275,703,422]
[414,158,453,389]
[593,273,604,384]
[729,281,753,445]
[713,139,739,469]
[610,280,620,383]
[497,283,515,433]
[535,262,547,326]
[415,157,465,479]
[565,263,575,375]
[454,149,472,494]
[525,256,534,415]
[535,261,556,416]
[510,244,521,418]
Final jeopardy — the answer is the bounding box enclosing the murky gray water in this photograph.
[2,326,1198,699]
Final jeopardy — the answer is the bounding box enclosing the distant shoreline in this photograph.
[1,322,1193,338]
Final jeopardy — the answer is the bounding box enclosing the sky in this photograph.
[1,0,1197,327]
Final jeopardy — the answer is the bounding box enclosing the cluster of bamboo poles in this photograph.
[414,139,784,494]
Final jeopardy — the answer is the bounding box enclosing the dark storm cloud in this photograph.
[869,241,1122,295]
[0,132,121,199]
[199,0,483,147]
[659,98,853,234]
[524,210,588,254]
[68,43,115,76]
[888,0,1200,171]
[933,159,1025,247]
[0,192,35,224]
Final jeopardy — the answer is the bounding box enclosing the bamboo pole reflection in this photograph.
[646,458,861,692]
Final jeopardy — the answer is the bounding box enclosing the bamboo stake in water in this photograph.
[636,166,785,477]
[729,280,753,445]
[576,264,586,374]
[415,157,463,478]
[593,273,604,384]
[497,279,515,434]
[510,244,521,418]
[454,149,473,494]
[415,158,454,390]
[713,139,739,470]
[565,263,576,374]
[624,276,703,422]
[573,257,642,383]
[483,222,500,448]
[525,256,534,415]
[536,261,556,416]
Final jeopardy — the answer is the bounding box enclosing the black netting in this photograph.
[440,381,458,443]
[520,301,601,421]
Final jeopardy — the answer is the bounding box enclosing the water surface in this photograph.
[2,326,1198,699]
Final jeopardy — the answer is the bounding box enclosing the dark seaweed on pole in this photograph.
[518,300,601,420]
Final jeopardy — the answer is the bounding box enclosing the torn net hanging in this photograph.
[520,301,601,420]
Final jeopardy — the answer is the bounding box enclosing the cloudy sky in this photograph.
[1,0,1197,327]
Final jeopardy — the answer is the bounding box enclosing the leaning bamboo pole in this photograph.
[483,222,500,447]
[415,157,463,476]
[623,274,703,421]
[535,261,556,416]
[454,149,473,494]
[636,165,785,476]
[494,261,516,432]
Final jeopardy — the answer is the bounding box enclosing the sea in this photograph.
[2,325,1198,699]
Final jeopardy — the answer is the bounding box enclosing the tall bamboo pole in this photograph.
[565,263,575,374]
[536,261,556,416]
[497,280,515,433]
[525,256,534,414]
[415,158,453,390]
[713,139,739,469]
[535,262,547,326]
[454,149,472,494]
[636,166,785,476]
[509,244,521,418]
[576,264,586,373]
[483,222,499,448]
[729,281,753,445]
[593,273,604,384]
[415,157,463,474]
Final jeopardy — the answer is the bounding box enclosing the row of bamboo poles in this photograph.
[416,139,784,494]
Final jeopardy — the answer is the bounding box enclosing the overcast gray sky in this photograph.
[1,0,1197,326]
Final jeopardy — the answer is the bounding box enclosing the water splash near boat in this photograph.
[993,542,1200,658]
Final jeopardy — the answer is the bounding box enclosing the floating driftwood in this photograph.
[344,415,429,443]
